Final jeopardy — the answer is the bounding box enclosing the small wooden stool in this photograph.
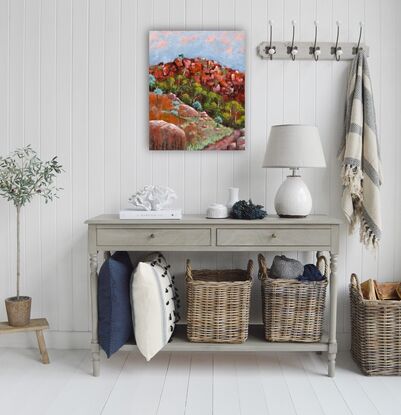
[0,318,50,364]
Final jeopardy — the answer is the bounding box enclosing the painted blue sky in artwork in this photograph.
[149,31,245,72]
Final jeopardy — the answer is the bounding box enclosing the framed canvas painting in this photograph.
[149,31,245,150]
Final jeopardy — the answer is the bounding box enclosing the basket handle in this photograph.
[258,254,269,281]
[316,255,329,278]
[186,259,193,281]
[350,273,360,289]
[350,273,364,298]
[246,259,254,279]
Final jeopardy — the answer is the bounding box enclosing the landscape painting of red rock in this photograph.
[149,31,245,150]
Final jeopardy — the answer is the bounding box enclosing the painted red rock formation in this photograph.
[149,120,186,150]
[178,103,199,118]
[149,57,245,105]
[204,127,245,150]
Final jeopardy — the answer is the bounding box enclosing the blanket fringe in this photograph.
[341,163,379,248]
[341,163,363,233]
[341,164,363,198]
[360,218,379,249]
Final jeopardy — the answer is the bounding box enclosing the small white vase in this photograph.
[226,187,239,213]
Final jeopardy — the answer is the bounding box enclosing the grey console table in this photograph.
[85,214,341,377]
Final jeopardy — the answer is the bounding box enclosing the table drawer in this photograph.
[217,228,330,247]
[97,228,211,246]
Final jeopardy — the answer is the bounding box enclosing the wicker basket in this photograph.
[258,254,328,343]
[350,273,401,375]
[186,259,253,344]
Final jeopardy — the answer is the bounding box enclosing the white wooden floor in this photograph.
[0,348,400,415]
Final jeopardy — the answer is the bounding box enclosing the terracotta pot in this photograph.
[5,296,31,327]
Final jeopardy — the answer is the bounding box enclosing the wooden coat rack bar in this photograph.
[257,41,370,61]
[258,20,369,61]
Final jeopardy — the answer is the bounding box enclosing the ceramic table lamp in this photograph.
[262,124,326,217]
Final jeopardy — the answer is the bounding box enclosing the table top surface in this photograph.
[86,214,342,226]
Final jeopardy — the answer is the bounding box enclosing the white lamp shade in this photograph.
[262,124,326,168]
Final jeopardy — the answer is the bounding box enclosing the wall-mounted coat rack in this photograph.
[258,20,369,61]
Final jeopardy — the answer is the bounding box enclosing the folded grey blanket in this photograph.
[270,255,304,279]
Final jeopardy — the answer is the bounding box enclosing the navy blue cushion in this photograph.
[98,251,134,358]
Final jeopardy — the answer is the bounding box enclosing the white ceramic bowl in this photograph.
[206,203,229,219]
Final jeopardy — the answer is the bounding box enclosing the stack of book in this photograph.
[119,209,182,220]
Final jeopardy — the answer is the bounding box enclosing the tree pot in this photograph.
[5,296,31,327]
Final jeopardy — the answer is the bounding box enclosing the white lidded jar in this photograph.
[206,203,228,219]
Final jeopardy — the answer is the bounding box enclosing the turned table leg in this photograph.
[328,252,338,377]
[36,329,50,364]
[90,252,100,377]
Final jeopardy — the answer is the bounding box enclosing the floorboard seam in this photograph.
[276,352,302,415]
[99,351,130,415]
[155,351,172,415]
[183,353,193,414]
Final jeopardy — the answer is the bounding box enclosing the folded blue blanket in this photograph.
[298,264,324,282]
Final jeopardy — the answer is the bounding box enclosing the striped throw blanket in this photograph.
[338,50,382,248]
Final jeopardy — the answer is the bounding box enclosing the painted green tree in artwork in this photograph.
[152,76,245,129]
[192,101,203,111]
[149,74,156,91]
[222,100,245,129]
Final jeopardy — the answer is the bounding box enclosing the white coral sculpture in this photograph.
[128,185,177,211]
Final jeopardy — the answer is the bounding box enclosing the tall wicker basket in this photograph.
[186,259,253,344]
[258,254,328,343]
[350,273,401,375]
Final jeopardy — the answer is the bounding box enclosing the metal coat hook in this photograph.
[287,20,298,60]
[266,20,276,60]
[310,20,321,61]
[352,22,363,54]
[332,21,343,61]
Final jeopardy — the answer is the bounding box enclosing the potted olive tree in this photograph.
[0,145,62,326]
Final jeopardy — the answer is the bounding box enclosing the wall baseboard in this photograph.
[0,330,352,352]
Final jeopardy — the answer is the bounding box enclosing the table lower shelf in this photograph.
[121,324,329,353]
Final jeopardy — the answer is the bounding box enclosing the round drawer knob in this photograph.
[150,233,155,239]
[271,233,277,239]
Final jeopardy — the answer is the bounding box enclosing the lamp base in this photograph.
[274,175,312,217]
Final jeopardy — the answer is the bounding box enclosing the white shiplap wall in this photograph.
[0,0,400,348]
